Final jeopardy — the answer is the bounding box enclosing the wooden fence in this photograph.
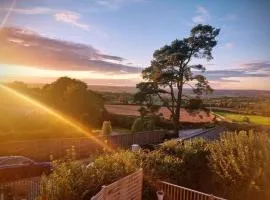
[0,177,41,200]
[157,181,227,200]
[91,169,143,200]
[0,131,166,161]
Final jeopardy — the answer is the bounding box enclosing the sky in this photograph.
[0,0,270,90]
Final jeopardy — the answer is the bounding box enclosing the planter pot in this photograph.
[156,190,164,200]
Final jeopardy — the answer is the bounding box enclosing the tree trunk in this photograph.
[173,104,181,135]
[173,81,183,135]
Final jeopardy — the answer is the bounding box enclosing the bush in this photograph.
[40,150,140,200]
[131,118,145,133]
[107,114,136,129]
[131,117,156,133]
[101,121,112,136]
[209,131,270,200]
[40,131,270,200]
[142,138,211,192]
[242,116,250,123]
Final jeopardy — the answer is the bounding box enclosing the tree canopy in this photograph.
[42,77,105,127]
[135,24,220,133]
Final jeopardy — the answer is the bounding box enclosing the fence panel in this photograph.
[157,181,227,200]
[0,177,41,200]
[0,131,167,161]
[91,169,143,200]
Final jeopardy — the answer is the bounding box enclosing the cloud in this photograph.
[192,6,209,24]
[10,7,53,15]
[201,61,270,82]
[241,62,270,72]
[0,27,141,74]
[2,6,90,31]
[54,11,89,30]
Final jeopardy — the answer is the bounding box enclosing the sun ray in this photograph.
[0,84,111,151]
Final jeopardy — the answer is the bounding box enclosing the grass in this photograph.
[215,111,270,126]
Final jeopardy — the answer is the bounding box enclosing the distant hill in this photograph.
[88,85,270,97]
[3,83,269,97]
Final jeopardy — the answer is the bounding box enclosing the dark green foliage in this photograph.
[135,24,219,133]
[131,117,155,133]
[142,138,211,191]
[186,98,203,110]
[107,114,136,129]
[131,118,145,133]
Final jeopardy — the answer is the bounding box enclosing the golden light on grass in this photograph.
[0,84,111,151]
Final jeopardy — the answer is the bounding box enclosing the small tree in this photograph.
[131,118,145,133]
[101,121,112,136]
[134,24,220,134]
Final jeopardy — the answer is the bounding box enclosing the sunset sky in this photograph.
[0,0,270,90]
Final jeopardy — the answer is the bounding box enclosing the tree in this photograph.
[42,77,105,128]
[134,24,220,133]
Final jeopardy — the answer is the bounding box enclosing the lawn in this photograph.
[215,111,270,126]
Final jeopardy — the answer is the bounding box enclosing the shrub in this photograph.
[131,118,145,133]
[101,121,112,136]
[107,114,136,129]
[131,117,156,133]
[209,131,270,200]
[142,138,211,192]
[242,116,250,123]
[40,150,140,200]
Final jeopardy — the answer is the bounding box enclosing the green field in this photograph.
[215,111,270,126]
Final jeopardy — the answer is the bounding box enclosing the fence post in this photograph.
[209,194,214,200]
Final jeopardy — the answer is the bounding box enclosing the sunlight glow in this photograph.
[0,84,111,151]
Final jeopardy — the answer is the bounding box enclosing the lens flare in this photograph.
[0,0,17,28]
[0,84,111,151]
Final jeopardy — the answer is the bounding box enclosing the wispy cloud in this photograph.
[3,6,91,31]
[201,61,270,82]
[10,7,53,15]
[54,11,89,30]
[192,6,209,24]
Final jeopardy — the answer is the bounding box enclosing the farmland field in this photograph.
[215,111,270,126]
[105,105,215,123]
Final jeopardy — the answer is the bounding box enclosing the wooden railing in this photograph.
[91,169,143,200]
[157,181,227,200]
